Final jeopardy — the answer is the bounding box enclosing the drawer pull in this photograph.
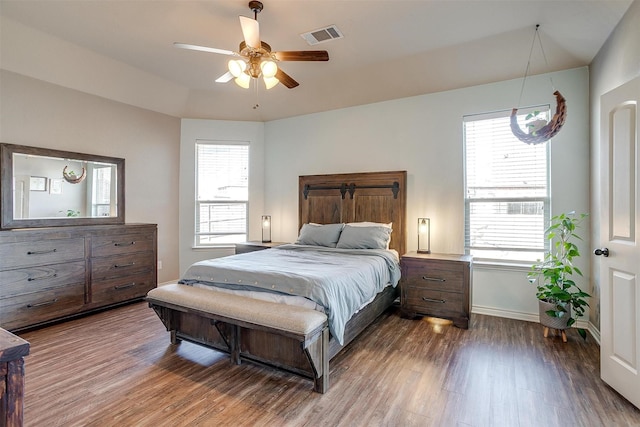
[28,273,58,282]
[422,276,446,282]
[114,241,136,247]
[114,282,136,290]
[422,297,446,304]
[27,298,59,308]
[27,248,57,255]
[114,262,136,268]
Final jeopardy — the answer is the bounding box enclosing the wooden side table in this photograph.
[400,252,473,328]
[0,328,30,427]
[235,241,288,254]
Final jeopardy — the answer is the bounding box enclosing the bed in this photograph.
[147,170,407,392]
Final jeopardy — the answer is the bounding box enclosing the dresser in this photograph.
[0,224,157,331]
[400,252,473,329]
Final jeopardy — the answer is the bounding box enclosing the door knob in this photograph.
[594,248,610,257]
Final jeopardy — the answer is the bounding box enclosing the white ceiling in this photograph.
[0,0,633,121]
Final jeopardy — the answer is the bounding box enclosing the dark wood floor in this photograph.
[16,301,640,426]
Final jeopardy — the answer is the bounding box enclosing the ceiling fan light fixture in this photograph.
[263,76,279,89]
[234,73,251,89]
[260,60,278,78]
[228,59,247,78]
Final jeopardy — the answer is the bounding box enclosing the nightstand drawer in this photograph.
[404,288,464,319]
[402,266,464,293]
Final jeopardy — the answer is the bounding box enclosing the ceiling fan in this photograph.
[174,1,329,90]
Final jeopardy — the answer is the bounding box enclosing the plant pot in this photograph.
[538,300,572,330]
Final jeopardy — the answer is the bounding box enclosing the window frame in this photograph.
[194,140,250,248]
[463,106,552,264]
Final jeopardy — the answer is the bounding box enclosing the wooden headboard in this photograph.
[299,171,407,256]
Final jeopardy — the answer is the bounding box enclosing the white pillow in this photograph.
[347,221,392,229]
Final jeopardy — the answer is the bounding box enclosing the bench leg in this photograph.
[313,328,330,393]
[170,330,181,345]
[230,325,241,365]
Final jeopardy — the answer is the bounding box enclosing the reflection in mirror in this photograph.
[1,143,124,229]
[13,153,118,219]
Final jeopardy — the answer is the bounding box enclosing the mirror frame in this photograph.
[1,143,125,229]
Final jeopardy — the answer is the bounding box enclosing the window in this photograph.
[195,141,249,246]
[463,107,550,263]
[91,164,115,217]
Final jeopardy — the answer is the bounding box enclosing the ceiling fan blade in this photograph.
[174,42,236,56]
[274,51,329,62]
[215,71,234,83]
[239,16,260,49]
[275,68,299,89]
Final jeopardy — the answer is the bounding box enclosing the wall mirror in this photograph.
[1,143,125,229]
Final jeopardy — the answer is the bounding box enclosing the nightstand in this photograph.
[400,252,473,329]
[235,241,287,254]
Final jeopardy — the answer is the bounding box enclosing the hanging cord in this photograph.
[535,26,556,92]
[517,25,539,107]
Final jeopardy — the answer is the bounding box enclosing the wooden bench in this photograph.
[146,283,330,393]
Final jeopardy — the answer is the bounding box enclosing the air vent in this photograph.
[300,25,343,46]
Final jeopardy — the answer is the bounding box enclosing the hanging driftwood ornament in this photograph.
[62,165,86,184]
[510,91,567,145]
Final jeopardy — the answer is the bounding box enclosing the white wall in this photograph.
[589,0,640,331]
[179,119,265,275]
[264,67,590,322]
[0,70,181,284]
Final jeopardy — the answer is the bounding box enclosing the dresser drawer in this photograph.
[0,238,85,269]
[91,233,155,257]
[91,272,155,305]
[403,287,464,319]
[402,262,464,293]
[0,283,85,330]
[91,252,155,281]
[0,261,86,298]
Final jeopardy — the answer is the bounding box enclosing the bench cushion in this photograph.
[147,283,327,336]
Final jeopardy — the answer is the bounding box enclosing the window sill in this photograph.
[472,260,533,272]
[191,245,236,251]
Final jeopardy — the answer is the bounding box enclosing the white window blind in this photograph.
[463,107,550,262]
[195,142,249,246]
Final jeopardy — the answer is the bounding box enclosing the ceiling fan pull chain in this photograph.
[253,78,260,109]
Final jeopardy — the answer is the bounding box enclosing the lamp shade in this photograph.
[418,218,430,253]
[234,73,251,89]
[263,76,279,89]
[260,60,278,78]
[261,215,271,243]
[228,59,247,77]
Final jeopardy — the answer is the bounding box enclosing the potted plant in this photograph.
[528,212,591,340]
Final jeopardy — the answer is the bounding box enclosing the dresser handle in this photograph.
[422,276,445,282]
[114,262,136,268]
[27,248,57,255]
[422,297,446,304]
[27,298,58,308]
[114,241,136,247]
[28,273,58,282]
[114,282,136,290]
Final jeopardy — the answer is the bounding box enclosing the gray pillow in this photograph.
[295,223,344,247]
[336,225,392,250]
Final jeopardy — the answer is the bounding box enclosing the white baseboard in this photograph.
[472,305,539,323]
[472,305,602,344]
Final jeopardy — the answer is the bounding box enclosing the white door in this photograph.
[599,75,640,409]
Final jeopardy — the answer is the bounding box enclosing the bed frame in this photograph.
[148,171,407,392]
